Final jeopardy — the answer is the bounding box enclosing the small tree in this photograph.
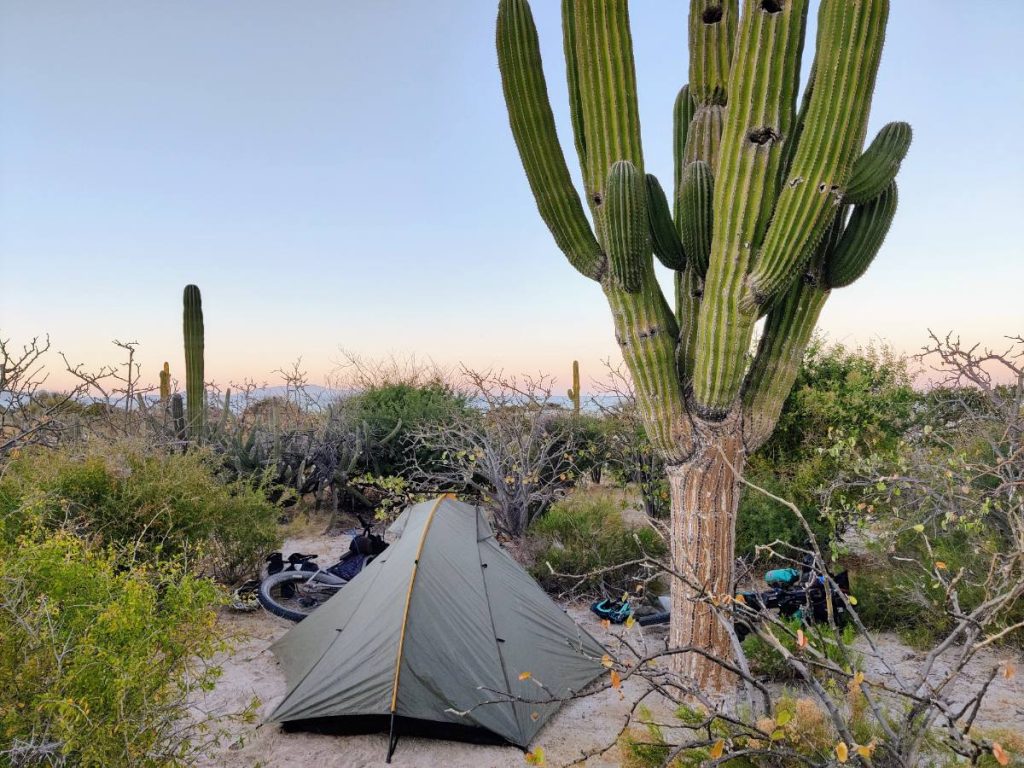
[497,0,910,689]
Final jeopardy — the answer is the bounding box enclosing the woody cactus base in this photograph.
[498,0,909,691]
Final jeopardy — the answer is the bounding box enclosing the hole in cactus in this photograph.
[747,127,779,146]
[592,193,603,206]
[789,177,804,188]
[702,6,723,24]
[818,183,828,193]
[760,0,783,13]
[802,271,816,286]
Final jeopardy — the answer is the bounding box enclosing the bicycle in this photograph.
[257,516,388,622]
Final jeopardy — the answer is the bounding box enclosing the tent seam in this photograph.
[475,505,525,745]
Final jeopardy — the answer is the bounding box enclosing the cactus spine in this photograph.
[567,360,581,414]
[159,362,171,402]
[497,0,908,690]
[183,285,205,440]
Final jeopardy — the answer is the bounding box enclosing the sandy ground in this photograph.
[190,531,1023,768]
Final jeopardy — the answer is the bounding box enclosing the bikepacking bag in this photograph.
[764,567,801,588]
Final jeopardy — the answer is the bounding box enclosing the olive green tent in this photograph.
[268,496,605,761]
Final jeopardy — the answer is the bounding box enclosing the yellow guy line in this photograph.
[389,494,453,712]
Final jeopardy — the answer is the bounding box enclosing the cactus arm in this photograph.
[561,0,588,179]
[606,161,650,293]
[688,0,737,108]
[675,267,703,390]
[673,85,695,206]
[572,0,645,223]
[747,0,890,306]
[497,0,605,280]
[683,104,726,171]
[183,284,205,440]
[826,180,898,288]
[844,122,912,205]
[692,0,810,417]
[605,278,692,461]
[646,174,686,271]
[678,160,714,279]
[742,272,828,452]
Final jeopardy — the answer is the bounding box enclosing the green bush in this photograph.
[740,618,858,681]
[0,530,223,767]
[340,381,469,475]
[0,442,280,582]
[527,492,666,597]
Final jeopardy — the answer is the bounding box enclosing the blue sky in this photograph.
[2,1,1022,391]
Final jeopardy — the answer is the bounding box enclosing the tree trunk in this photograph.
[667,413,745,695]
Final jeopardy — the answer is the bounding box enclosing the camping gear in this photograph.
[590,598,633,624]
[258,520,389,621]
[268,496,606,761]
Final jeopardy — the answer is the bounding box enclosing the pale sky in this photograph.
[2,1,1022,392]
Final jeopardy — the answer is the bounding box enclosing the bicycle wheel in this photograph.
[257,571,344,622]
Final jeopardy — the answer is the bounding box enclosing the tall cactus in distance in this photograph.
[567,360,581,414]
[497,0,910,690]
[159,362,171,402]
[183,285,206,440]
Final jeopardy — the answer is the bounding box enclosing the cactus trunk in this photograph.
[183,285,205,440]
[497,0,907,692]
[667,418,744,693]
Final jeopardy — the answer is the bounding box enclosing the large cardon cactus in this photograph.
[183,284,206,440]
[497,0,909,690]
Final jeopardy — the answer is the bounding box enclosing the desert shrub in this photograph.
[741,618,859,681]
[339,381,469,475]
[737,341,915,556]
[0,530,223,767]
[527,492,666,596]
[0,441,280,582]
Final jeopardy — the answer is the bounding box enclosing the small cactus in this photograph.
[159,362,171,402]
[567,360,581,414]
[183,285,205,440]
[170,394,186,441]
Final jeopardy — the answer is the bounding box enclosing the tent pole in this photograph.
[386,712,397,763]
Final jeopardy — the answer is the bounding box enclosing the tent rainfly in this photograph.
[268,496,606,761]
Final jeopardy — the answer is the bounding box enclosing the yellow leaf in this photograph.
[856,742,876,759]
[601,619,611,629]
[601,654,613,668]
[935,561,947,570]
[525,746,546,766]
[624,615,635,629]
[530,711,540,722]
[770,728,785,741]
[610,669,621,689]
[796,629,808,649]
[622,592,629,602]
[734,593,746,604]
[848,671,865,692]
[709,738,725,759]
[1003,663,1016,680]
[993,742,1010,767]
[775,709,792,726]
[913,524,925,533]
[835,741,849,763]
[518,671,532,681]
[848,595,858,606]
